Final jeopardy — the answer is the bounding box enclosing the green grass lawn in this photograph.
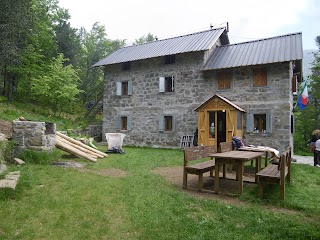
[1,147,320,240]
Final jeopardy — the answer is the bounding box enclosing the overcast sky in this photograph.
[59,0,319,50]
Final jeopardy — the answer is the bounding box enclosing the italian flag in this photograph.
[297,83,309,110]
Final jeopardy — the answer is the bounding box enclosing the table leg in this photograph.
[214,159,220,193]
[255,156,261,183]
[238,161,244,194]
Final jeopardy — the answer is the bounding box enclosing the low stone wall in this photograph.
[12,121,56,155]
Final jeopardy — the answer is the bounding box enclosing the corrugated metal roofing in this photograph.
[194,94,246,112]
[202,32,303,70]
[92,28,227,67]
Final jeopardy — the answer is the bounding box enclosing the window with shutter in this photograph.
[117,81,132,96]
[253,67,267,86]
[159,76,175,92]
[217,71,231,90]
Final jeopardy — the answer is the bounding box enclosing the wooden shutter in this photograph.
[159,77,165,92]
[116,81,122,96]
[127,115,132,130]
[159,115,164,132]
[128,80,133,95]
[266,113,272,133]
[246,113,254,132]
[292,74,297,93]
[253,68,267,86]
[171,115,175,132]
[115,115,121,131]
[218,71,231,89]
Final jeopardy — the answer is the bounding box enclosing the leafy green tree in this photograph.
[30,54,82,116]
[133,33,157,45]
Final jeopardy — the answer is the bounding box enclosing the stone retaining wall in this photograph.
[12,121,56,155]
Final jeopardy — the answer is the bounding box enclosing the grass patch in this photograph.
[0,147,319,239]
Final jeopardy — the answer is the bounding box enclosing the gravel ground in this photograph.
[292,155,315,166]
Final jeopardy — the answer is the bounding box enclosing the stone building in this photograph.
[93,26,303,152]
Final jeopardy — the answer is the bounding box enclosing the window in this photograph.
[209,111,215,138]
[254,114,266,133]
[217,71,232,90]
[253,67,267,86]
[236,111,242,130]
[164,116,173,131]
[159,76,175,92]
[159,115,175,132]
[121,116,127,130]
[164,55,175,64]
[122,62,131,70]
[116,81,132,96]
[116,115,132,131]
[246,112,272,133]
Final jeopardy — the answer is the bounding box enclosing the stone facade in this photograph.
[102,52,294,152]
[12,121,56,155]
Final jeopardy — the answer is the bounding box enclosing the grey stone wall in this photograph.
[102,50,293,152]
[12,121,56,155]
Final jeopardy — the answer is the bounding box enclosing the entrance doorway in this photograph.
[217,111,226,148]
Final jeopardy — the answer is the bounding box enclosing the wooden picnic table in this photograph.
[209,151,264,195]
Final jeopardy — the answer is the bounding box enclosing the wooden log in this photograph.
[56,138,97,162]
[56,135,103,159]
[56,132,108,158]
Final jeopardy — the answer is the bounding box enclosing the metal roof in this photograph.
[202,32,303,70]
[92,28,227,67]
[194,94,246,112]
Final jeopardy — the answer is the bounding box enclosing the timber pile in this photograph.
[55,132,107,162]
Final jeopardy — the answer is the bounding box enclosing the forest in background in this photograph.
[0,0,319,153]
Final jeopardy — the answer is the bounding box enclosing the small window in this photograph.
[164,116,173,131]
[116,81,132,96]
[164,55,175,64]
[254,114,266,133]
[122,62,130,70]
[253,67,267,86]
[217,71,232,89]
[121,116,127,130]
[159,76,175,92]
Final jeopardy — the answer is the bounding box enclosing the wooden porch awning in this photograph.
[194,94,246,112]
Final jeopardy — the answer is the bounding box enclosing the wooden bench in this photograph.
[256,147,291,200]
[183,145,216,191]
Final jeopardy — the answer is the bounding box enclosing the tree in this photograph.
[78,22,125,104]
[133,33,157,45]
[30,54,82,116]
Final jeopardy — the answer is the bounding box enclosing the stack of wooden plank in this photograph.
[55,132,107,162]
